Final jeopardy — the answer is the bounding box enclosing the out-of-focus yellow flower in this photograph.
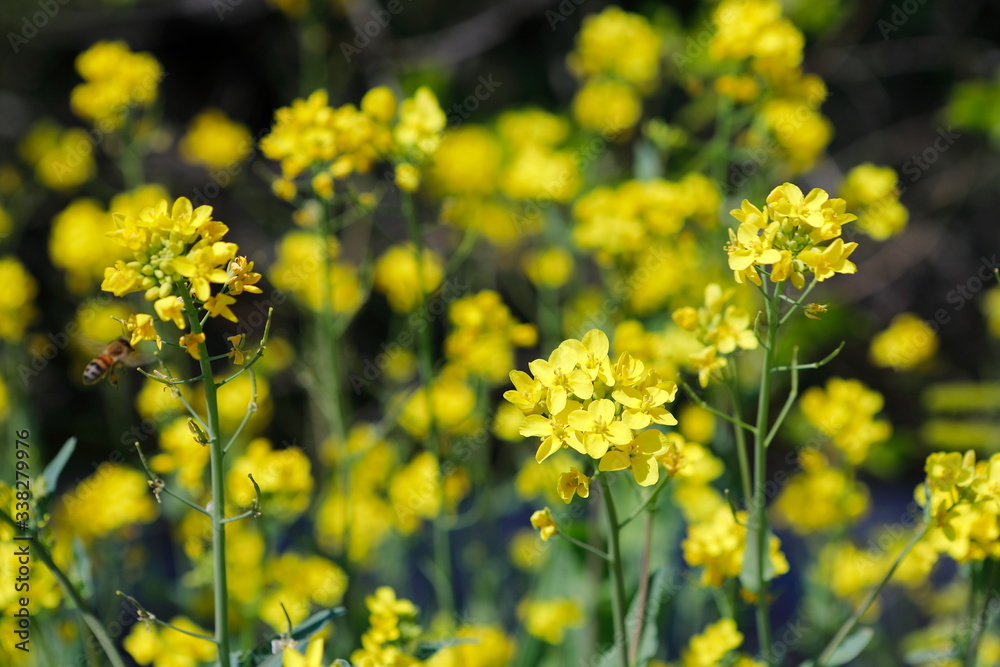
[52,463,157,542]
[773,450,870,534]
[398,371,478,439]
[517,597,583,644]
[261,552,347,630]
[0,257,37,341]
[445,290,537,384]
[567,7,661,91]
[530,507,556,541]
[70,41,162,129]
[801,377,891,464]
[839,163,909,239]
[389,451,443,533]
[682,506,789,587]
[395,163,421,192]
[758,100,832,173]
[350,587,423,665]
[715,74,760,103]
[123,616,216,667]
[18,121,96,190]
[497,108,570,150]
[680,618,744,667]
[228,438,313,521]
[679,405,715,444]
[426,624,517,667]
[500,145,581,203]
[372,244,444,313]
[509,528,549,571]
[179,109,252,170]
[282,637,328,667]
[270,231,363,315]
[870,312,938,371]
[394,87,447,159]
[572,78,642,132]
[149,417,209,494]
[523,247,574,289]
[493,402,526,442]
[429,126,504,195]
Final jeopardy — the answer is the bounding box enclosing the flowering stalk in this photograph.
[180,288,232,666]
[599,474,631,667]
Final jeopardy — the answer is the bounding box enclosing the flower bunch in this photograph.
[70,40,162,129]
[839,163,909,240]
[725,182,859,287]
[682,505,789,587]
[100,196,262,355]
[567,6,662,131]
[350,587,424,667]
[179,109,253,171]
[673,283,758,386]
[506,329,679,487]
[444,290,538,384]
[800,377,891,465]
[18,121,96,191]
[260,85,445,197]
[919,450,1000,562]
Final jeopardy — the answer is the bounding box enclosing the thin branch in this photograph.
[778,277,820,327]
[678,377,758,435]
[215,308,273,388]
[556,527,610,561]
[619,476,671,529]
[771,341,845,373]
[134,442,210,516]
[116,592,217,643]
[224,368,258,454]
[764,347,799,449]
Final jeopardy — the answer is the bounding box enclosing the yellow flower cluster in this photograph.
[507,329,679,487]
[817,533,937,609]
[228,438,313,522]
[522,247,574,289]
[840,163,909,240]
[270,231,363,315]
[179,109,253,170]
[260,86,445,195]
[800,377,892,464]
[259,551,347,630]
[682,506,789,587]
[0,257,38,342]
[710,0,803,79]
[70,41,162,129]
[123,616,216,667]
[673,283,758,386]
[920,450,1000,562]
[444,290,537,384]
[350,587,423,667]
[101,197,262,355]
[50,185,167,294]
[372,244,444,313]
[725,183,859,287]
[772,449,870,534]
[398,368,479,440]
[516,597,584,644]
[429,110,581,247]
[425,624,517,667]
[18,121,96,190]
[51,463,158,543]
[869,312,938,370]
[568,7,661,131]
[674,619,757,667]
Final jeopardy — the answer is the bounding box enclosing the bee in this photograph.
[83,337,137,388]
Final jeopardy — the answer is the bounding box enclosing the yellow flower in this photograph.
[395,163,421,192]
[70,41,162,129]
[204,292,238,322]
[52,464,158,542]
[173,243,237,301]
[869,312,938,370]
[598,429,664,487]
[681,619,744,667]
[425,624,517,667]
[796,238,859,281]
[556,468,590,503]
[0,257,37,341]
[517,597,583,644]
[180,109,252,170]
[123,616,216,667]
[428,126,504,196]
[726,221,782,285]
[18,121,96,190]
[393,87,447,159]
[125,313,161,348]
[523,247,574,289]
[567,7,661,90]
[372,244,444,312]
[282,638,328,667]
[689,345,727,388]
[773,450,870,535]
[179,332,206,359]
[154,296,186,329]
[530,507,557,541]
[572,79,642,132]
[229,439,313,521]
[527,343,593,414]
[520,400,586,462]
[800,377,891,464]
[445,290,537,383]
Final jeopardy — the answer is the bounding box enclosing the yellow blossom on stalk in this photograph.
[869,312,938,370]
[500,145,582,203]
[350,586,423,666]
[70,41,162,129]
[389,451,443,533]
[282,638,328,667]
[149,417,210,493]
[444,290,537,384]
[773,450,870,534]
[567,7,661,91]
[840,163,909,240]
[517,598,583,644]
[530,507,557,541]
[179,332,205,359]
[680,619,744,667]
[599,429,667,486]
[673,284,757,386]
[426,624,517,667]
[801,377,891,464]
[269,232,363,315]
[0,257,37,341]
[372,244,445,312]
[556,468,590,503]
[179,109,252,170]
[393,87,447,159]
[51,464,157,543]
[397,371,478,439]
[497,108,570,150]
[18,121,96,190]
[228,438,313,521]
[428,126,504,196]
[125,313,161,348]
[523,247,574,289]
[123,616,216,667]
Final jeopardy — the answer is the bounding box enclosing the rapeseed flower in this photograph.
[517,597,583,644]
[18,121,96,190]
[179,109,252,170]
[870,312,938,370]
[71,41,162,129]
[0,257,37,341]
[801,377,891,464]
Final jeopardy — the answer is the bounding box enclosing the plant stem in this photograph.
[727,366,752,503]
[815,523,930,667]
[599,475,630,667]
[181,290,231,667]
[318,201,346,443]
[964,557,998,667]
[753,281,782,662]
[629,511,654,665]
[402,190,456,617]
[0,511,128,667]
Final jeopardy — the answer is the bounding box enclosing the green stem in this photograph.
[0,511,129,667]
[318,202,346,443]
[556,527,609,561]
[402,190,456,617]
[815,523,931,667]
[753,282,782,662]
[726,367,752,503]
[599,475,630,667]
[964,557,999,667]
[180,290,231,667]
[618,476,671,529]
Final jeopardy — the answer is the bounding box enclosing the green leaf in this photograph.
[739,522,775,594]
[413,638,476,660]
[40,437,76,498]
[824,627,874,666]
